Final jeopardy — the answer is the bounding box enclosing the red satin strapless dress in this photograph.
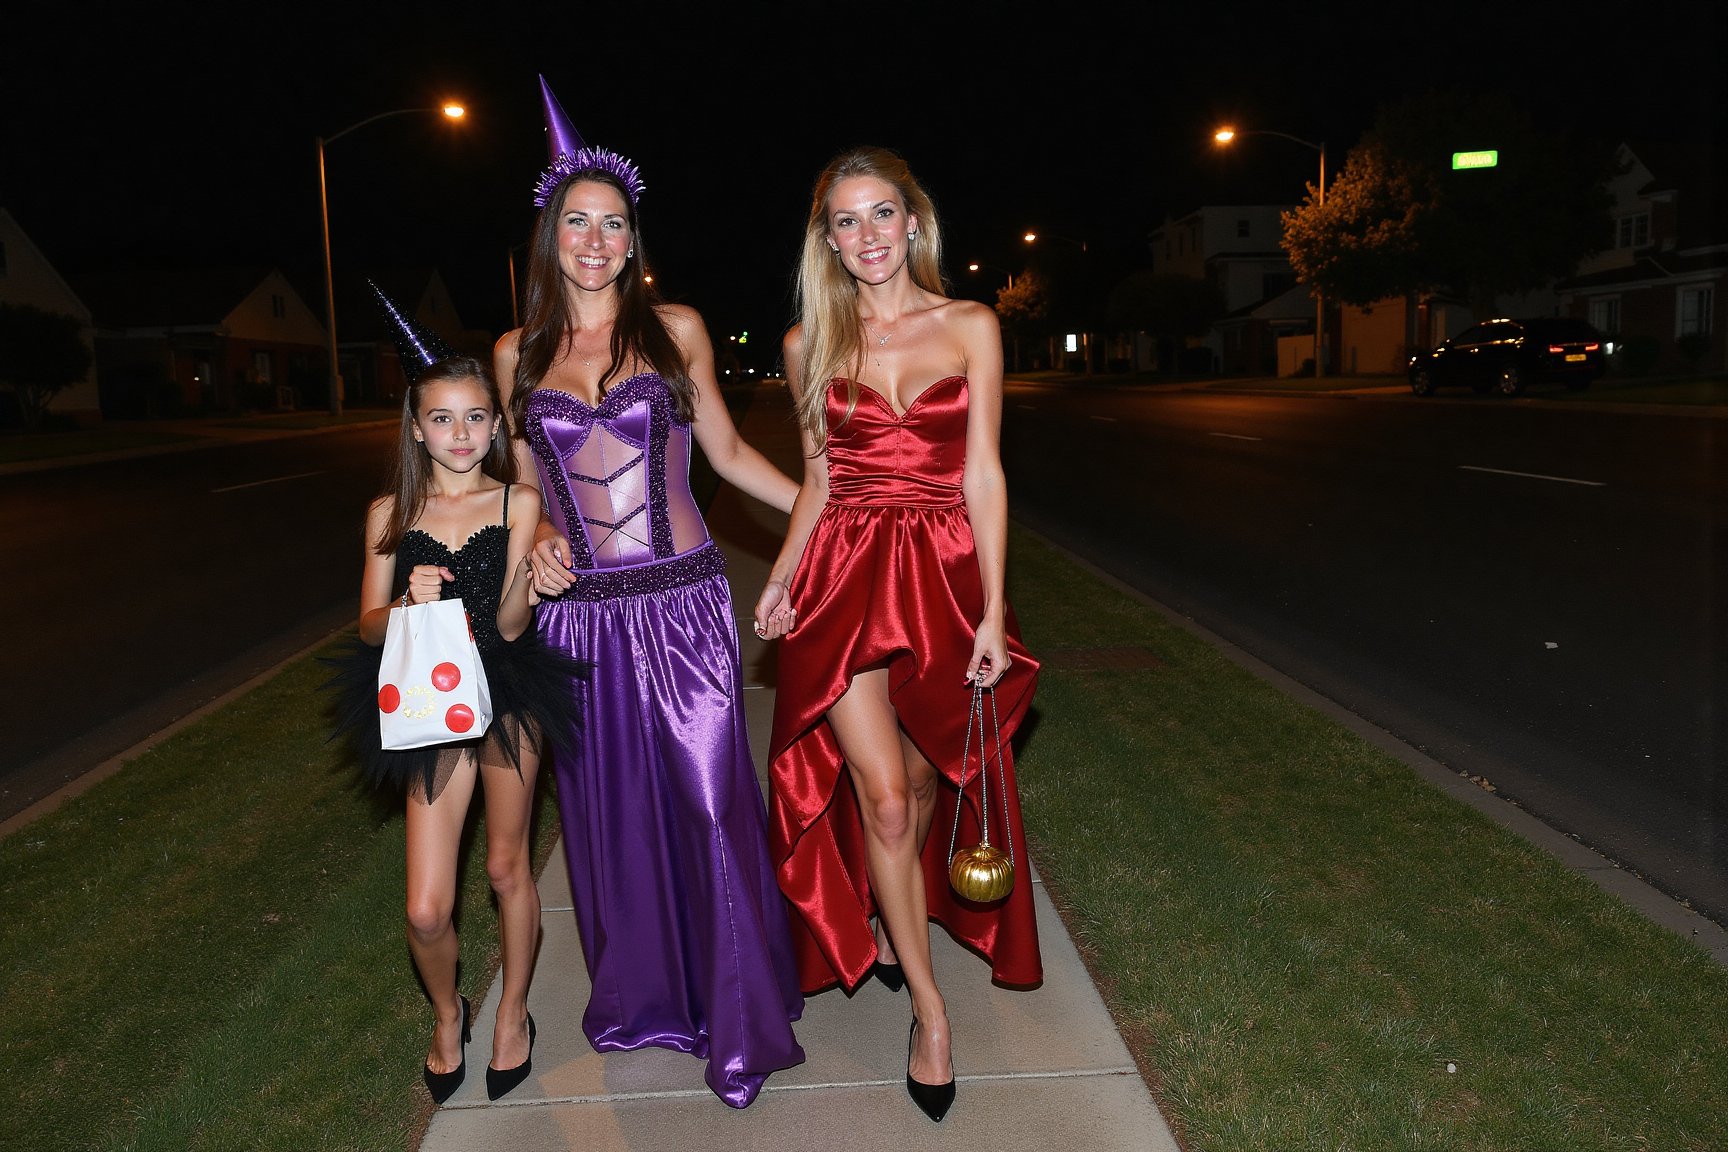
[768,376,1043,994]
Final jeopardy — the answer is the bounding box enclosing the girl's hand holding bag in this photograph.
[378,597,494,750]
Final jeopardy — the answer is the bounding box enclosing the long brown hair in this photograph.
[792,146,946,448]
[508,170,695,433]
[373,357,515,555]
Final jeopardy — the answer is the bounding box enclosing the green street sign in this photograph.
[1452,150,1499,170]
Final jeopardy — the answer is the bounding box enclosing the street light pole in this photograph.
[318,104,464,416]
[1214,127,1327,377]
[1022,231,1091,371]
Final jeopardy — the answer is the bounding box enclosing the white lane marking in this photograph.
[1016,403,1037,411]
[212,470,325,493]
[1458,465,1604,487]
[1089,415,1117,423]
[1209,432,1262,441]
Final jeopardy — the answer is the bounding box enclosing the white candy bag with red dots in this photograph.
[377,597,493,750]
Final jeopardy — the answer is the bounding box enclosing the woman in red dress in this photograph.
[752,146,1041,1123]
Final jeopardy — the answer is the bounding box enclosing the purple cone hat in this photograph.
[532,73,645,208]
[369,279,454,386]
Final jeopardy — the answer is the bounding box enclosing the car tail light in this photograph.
[1548,344,1565,354]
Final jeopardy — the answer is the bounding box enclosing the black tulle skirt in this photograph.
[321,628,590,800]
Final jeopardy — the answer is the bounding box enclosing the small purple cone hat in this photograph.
[532,74,645,207]
[368,279,454,386]
[540,74,586,163]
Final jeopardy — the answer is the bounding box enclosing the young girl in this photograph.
[325,354,586,1105]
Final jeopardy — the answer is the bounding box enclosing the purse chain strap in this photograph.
[946,680,1015,871]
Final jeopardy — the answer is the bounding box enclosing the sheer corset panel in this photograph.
[525,374,711,572]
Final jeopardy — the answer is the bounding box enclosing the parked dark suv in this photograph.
[1408,317,1606,397]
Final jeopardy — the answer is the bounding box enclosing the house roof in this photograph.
[1561,249,1728,292]
[1621,139,1727,249]
[69,265,277,327]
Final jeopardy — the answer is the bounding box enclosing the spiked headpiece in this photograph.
[531,73,645,208]
[368,279,454,386]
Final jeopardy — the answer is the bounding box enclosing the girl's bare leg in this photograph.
[478,742,542,1071]
[828,668,951,1086]
[405,754,480,1075]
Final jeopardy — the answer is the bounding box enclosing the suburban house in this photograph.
[1149,204,1312,376]
[1558,141,1726,376]
[71,266,327,416]
[1160,139,1722,381]
[332,267,489,408]
[0,206,100,425]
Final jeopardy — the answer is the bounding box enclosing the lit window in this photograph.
[1678,285,1714,337]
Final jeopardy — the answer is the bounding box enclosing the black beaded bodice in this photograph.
[398,523,509,653]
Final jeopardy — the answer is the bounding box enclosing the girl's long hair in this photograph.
[508,170,694,435]
[792,146,946,448]
[373,356,515,555]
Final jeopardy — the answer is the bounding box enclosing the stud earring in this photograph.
[907,231,916,240]
[627,248,635,258]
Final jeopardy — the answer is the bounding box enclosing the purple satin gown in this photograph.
[525,373,804,1107]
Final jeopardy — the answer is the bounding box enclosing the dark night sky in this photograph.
[3,0,1721,353]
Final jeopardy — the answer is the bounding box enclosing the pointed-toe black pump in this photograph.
[905,1019,955,1122]
[485,1012,537,1101]
[423,995,472,1105]
[873,960,906,992]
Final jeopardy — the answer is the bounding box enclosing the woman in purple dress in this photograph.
[492,76,804,1108]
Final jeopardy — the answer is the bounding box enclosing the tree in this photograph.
[1106,271,1227,375]
[1281,88,1616,319]
[994,270,1050,370]
[0,302,92,432]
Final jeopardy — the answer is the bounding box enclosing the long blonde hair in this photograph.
[791,146,946,448]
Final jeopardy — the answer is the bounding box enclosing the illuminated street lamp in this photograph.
[318,102,465,415]
[1214,125,1326,377]
[1023,231,1087,252]
[967,261,1015,288]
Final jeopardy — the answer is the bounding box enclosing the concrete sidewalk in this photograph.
[418,390,1182,1150]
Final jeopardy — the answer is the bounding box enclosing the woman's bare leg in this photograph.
[828,668,952,1086]
[405,754,480,1075]
[874,730,938,969]
[478,742,542,1071]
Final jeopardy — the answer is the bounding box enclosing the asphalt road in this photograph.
[1000,382,1726,927]
[2,425,395,818]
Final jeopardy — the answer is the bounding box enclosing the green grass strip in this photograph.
[1007,528,1728,1151]
[0,652,555,1151]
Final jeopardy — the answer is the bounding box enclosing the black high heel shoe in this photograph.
[905,1019,955,1122]
[423,995,471,1105]
[873,960,906,992]
[485,1013,537,1101]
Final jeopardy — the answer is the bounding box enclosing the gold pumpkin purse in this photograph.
[946,679,1016,903]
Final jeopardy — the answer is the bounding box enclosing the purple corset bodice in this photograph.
[525,373,711,571]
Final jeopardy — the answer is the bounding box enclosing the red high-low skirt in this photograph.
[769,377,1043,994]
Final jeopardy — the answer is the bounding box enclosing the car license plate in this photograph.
[1564,353,1586,362]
